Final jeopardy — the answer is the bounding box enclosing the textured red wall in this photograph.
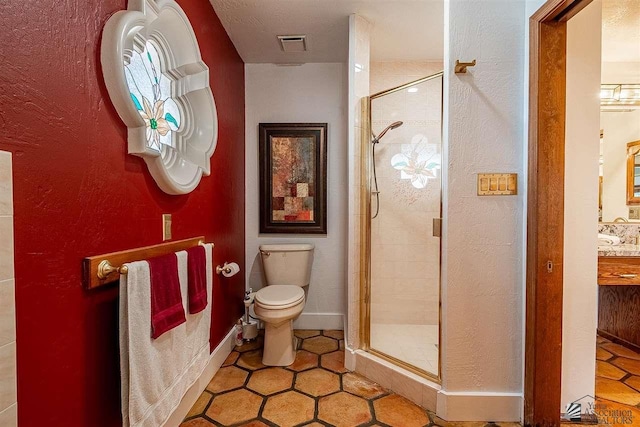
[0,0,245,425]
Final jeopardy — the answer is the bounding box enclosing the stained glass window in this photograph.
[124,41,181,152]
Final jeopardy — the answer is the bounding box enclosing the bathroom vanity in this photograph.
[598,245,640,351]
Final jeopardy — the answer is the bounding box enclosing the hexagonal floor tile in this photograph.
[343,372,387,399]
[596,347,613,361]
[222,351,240,366]
[318,392,372,427]
[302,336,339,354]
[596,377,640,406]
[236,421,271,427]
[625,375,640,392]
[601,342,640,360]
[321,350,348,373]
[295,330,321,339]
[237,349,266,371]
[206,389,263,425]
[236,336,264,353]
[247,367,294,395]
[185,391,212,418]
[288,350,319,372]
[597,360,626,380]
[206,366,248,393]
[295,368,341,397]
[180,417,215,427]
[612,357,640,376]
[263,391,315,427]
[323,330,344,340]
[374,394,430,427]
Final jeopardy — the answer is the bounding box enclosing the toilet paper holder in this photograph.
[216,262,233,275]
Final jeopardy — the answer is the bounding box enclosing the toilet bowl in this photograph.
[255,243,314,366]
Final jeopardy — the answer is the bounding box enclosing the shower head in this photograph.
[372,121,403,144]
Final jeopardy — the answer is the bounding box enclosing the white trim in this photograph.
[163,327,235,427]
[436,390,523,422]
[344,346,357,371]
[292,313,344,330]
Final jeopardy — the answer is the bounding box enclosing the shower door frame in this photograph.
[360,71,444,383]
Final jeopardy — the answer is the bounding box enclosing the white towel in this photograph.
[598,233,621,246]
[120,244,213,427]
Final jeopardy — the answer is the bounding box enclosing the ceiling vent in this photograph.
[277,35,307,52]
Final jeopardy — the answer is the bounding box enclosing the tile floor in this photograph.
[590,336,640,425]
[183,330,517,427]
[370,323,438,375]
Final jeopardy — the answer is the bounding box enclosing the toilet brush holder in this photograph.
[242,321,258,341]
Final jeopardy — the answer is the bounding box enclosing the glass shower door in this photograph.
[367,72,443,379]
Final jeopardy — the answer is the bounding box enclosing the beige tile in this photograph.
[0,280,15,347]
[422,384,438,411]
[0,217,14,281]
[0,152,12,216]
[0,342,16,411]
[391,373,423,406]
[0,404,17,427]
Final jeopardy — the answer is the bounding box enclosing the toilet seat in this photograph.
[255,285,304,309]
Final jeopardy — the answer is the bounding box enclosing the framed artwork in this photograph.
[259,123,327,234]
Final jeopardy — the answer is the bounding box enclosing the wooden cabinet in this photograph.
[598,256,640,285]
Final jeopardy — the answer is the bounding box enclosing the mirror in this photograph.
[627,140,640,205]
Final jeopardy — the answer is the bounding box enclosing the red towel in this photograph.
[148,253,186,339]
[186,245,208,314]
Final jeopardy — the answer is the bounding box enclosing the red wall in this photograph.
[0,0,245,425]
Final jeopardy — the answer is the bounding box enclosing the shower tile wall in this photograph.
[370,62,443,327]
[347,15,371,350]
[0,151,16,427]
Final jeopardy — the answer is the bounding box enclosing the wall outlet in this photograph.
[162,214,172,241]
[630,207,640,220]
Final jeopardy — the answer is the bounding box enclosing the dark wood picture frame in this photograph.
[259,123,327,234]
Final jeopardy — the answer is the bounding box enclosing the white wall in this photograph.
[439,0,526,421]
[601,110,640,222]
[562,0,601,412]
[245,63,348,329]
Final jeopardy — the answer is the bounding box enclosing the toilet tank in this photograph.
[259,244,314,287]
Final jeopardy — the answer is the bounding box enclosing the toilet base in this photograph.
[262,320,296,366]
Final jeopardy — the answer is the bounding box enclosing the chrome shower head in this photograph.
[372,121,403,143]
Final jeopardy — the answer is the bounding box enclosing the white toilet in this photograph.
[254,243,314,366]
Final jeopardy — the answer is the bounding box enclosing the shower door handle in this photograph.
[433,218,442,238]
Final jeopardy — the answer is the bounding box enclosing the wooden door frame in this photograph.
[525,0,593,425]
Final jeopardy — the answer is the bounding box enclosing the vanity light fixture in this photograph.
[601,84,640,110]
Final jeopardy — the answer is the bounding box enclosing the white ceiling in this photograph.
[602,0,640,63]
[208,0,444,64]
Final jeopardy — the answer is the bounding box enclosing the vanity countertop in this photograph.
[598,244,640,257]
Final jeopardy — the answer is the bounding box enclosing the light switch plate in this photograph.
[630,207,640,220]
[477,173,518,196]
[162,214,172,241]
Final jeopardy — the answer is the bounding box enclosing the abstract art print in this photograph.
[259,123,327,234]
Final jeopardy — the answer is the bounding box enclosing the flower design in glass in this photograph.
[125,42,181,152]
[390,134,440,189]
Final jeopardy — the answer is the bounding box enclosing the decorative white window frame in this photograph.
[101,0,218,195]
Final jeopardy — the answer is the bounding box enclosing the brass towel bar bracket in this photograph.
[83,236,206,290]
[454,59,476,74]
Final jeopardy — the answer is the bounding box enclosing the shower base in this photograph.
[370,323,439,374]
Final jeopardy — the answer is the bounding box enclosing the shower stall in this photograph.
[362,71,443,380]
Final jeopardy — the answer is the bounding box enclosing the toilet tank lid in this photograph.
[259,243,314,252]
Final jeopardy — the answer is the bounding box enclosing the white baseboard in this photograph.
[344,346,357,371]
[436,390,523,422]
[293,313,344,330]
[164,327,236,427]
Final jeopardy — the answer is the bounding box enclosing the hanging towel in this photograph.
[148,253,186,339]
[186,245,207,314]
[120,244,214,427]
